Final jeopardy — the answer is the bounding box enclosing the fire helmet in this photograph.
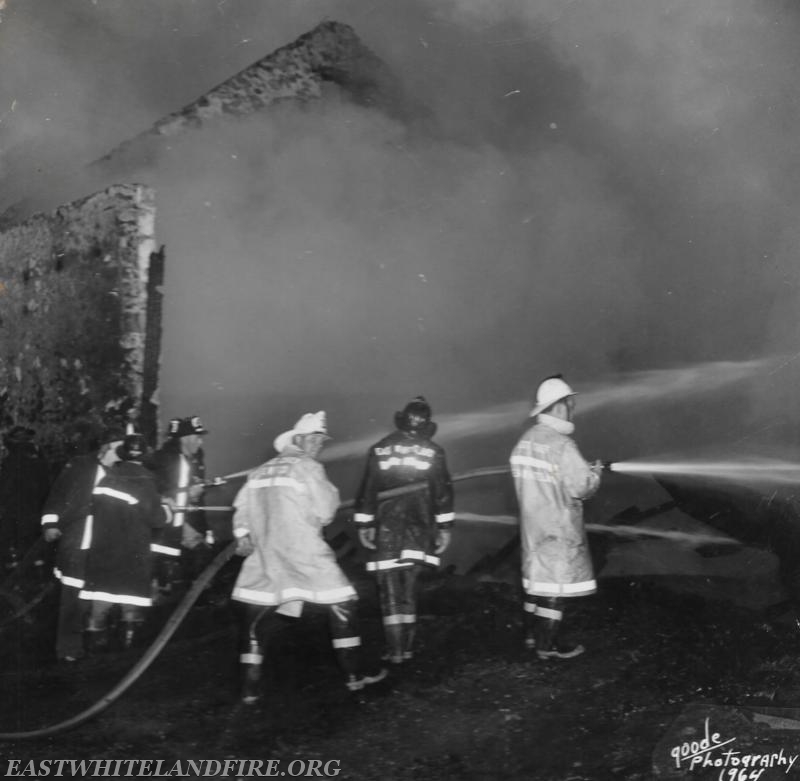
[529,376,576,418]
[167,416,209,438]
[273,411,331,453]
[395,396,432,433]
[116,433,147,461]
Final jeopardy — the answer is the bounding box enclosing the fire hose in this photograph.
[0,465,515,740]
[0,461,726,739]
[0,541,237,740]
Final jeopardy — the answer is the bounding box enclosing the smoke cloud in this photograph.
[2,0,800,493]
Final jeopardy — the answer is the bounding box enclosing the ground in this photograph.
[1,564,800,781]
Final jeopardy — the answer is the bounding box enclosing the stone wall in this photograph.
[0,183,161,466]
[93,20,405,172]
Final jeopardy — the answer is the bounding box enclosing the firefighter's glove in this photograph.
[358,527,377,550]
[43,527,61,543]
[590,460,604,477]
[434,528,452,555]
[188,484,204,503]
[235,533,255,557]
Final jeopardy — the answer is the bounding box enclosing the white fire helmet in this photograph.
[529,376,576,418]
[273,411,331,453]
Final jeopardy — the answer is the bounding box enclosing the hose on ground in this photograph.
[0,540,237,740]
[0,465,518,739]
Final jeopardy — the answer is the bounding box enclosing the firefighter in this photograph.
[354,396,454,665]
[78,433,171,650]
[231,411,387,704]
[41,425,124,662]
[510,375,603,660]
[147,415,211,591]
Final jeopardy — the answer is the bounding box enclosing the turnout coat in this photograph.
[510,414,600,598]
[41,453,107,590]
[354,425,454,572]
[147,441,207,555]
[231,445,356,610]
[79,461,168,607]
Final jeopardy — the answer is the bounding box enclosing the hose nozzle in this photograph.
[602,461,615,472]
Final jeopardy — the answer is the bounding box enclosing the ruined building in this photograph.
[0,184,162,464]
[0,21,396,462]
[94,21,401,173]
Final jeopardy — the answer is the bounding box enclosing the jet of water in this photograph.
[447,512,739,548]
[320,357,774,463]
[608,456,800,486]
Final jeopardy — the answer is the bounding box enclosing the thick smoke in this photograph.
[2,0,800,490]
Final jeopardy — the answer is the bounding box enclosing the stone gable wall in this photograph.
[0,183,160,466]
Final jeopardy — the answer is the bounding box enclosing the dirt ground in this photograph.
[3,561,800,781]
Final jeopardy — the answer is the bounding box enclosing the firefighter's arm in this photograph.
[432,447,455,529]
[303,461,340,527]
[232,481,255,556]
[353,449,380,541]
[42,518,61,543]
[40,459,81,542]
[434,528,451,554]
[561,440,601,500]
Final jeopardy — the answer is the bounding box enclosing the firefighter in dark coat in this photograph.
[41,428,124,661]
[146,416,210,589]
[354,396,454,664]
[78,434,170,649]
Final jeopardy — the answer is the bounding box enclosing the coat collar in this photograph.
[538,413,575,436]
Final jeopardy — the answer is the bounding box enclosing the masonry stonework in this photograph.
[0,183,160,466]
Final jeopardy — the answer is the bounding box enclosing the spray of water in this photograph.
[609,456,800,486]
[429,512,740,548]
[320,357,775,463]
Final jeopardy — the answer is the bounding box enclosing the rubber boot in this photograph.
[120,621,142,650]
[340,647,388,692]
[381,623,405,665]
[84,628,109,655]
[240,638,264,705]
[535,617,584,660]
[402,622,416,661]
[523,610,537,651]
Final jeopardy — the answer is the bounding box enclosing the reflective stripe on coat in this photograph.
[79,462,168,606]
[231,447,356,608]
[354,429,454,571]
[511,416,600,598]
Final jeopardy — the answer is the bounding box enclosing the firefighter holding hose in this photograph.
[510,375,603,660]
[147,415,211,592]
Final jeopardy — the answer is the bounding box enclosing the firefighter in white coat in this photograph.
[510,376,603,660]
[231,411,387,703]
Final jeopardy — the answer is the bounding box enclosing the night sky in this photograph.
[2,0,800,489]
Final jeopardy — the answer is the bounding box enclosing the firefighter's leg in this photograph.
[328,600,387,692]
[180,522,211,584]
[377,569,406,664]
[85,600,113,652]
[398,565,420,660]
[154,546,183,596]
[535,596,584,660]
[239,605,272,704]
[523,594,538,650]
[55,585,89,661]
[120,605,145,650]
